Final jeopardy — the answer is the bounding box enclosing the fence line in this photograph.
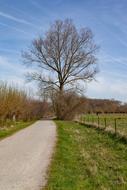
[79,114,127,137]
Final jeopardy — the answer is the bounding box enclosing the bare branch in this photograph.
[23,19,98,92]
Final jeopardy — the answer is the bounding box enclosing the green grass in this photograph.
[0,121,34,139]
[44,121,127,190]
[83,114,127,136]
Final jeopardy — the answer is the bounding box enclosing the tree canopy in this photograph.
[23,19,98,93]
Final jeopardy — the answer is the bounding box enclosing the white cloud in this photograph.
[86,74,127,102]
[0,22,30,35]
[0,55,36,78]
[0,11,36,27]
[0,48,19,54]
[0,55,37,95]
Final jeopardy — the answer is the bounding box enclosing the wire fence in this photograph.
[79,114,127,137]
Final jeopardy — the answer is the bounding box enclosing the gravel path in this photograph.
[0,120,56,190]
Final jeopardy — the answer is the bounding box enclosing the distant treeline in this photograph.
[1,80,126,124]
[0,81,49,122]
[83,98,127,114]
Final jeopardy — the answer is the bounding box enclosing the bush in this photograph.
[52,91,85,120]
[0,81,48,127]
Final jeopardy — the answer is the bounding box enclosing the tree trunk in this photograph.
[55,87,65,120]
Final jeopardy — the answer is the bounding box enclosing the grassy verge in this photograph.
[44,121,127,190]
[0,121,34,140]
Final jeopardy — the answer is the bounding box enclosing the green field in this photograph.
[44,121,127,190]
[81,114,127,137]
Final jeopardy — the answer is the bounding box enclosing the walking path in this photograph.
[0,120,56,190]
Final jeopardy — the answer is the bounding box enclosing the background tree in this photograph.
[0,81,49,126]
[23,19,98,119]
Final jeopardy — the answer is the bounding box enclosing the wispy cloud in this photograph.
[0,22,29,35]
[87,74,127,102]
[0,55,35,76]
[101,70,127,80]
[98,51,127,68]
[0,11,36,27]
[0,48,19,54]
[30,0,41,9]
[0,55,37,93]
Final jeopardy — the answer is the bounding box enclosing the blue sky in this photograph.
[0,0,127,102]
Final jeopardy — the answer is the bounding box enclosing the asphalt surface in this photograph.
[0,120,56,190]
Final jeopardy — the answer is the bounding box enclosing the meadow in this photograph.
[81,113,127,137]
[44,121,127,190]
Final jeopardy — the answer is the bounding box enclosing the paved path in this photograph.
[0,120,56,190]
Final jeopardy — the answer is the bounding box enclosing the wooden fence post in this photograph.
[81,116,83,123]
[92,116,94,124]
[88,116,89,123]
[104,118,107,129]
[84,117,85,124]
[98,116,99,127]
[114,118,117,134]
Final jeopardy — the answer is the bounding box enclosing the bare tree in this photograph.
[23,19,98,93]
[23,19,98,120]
